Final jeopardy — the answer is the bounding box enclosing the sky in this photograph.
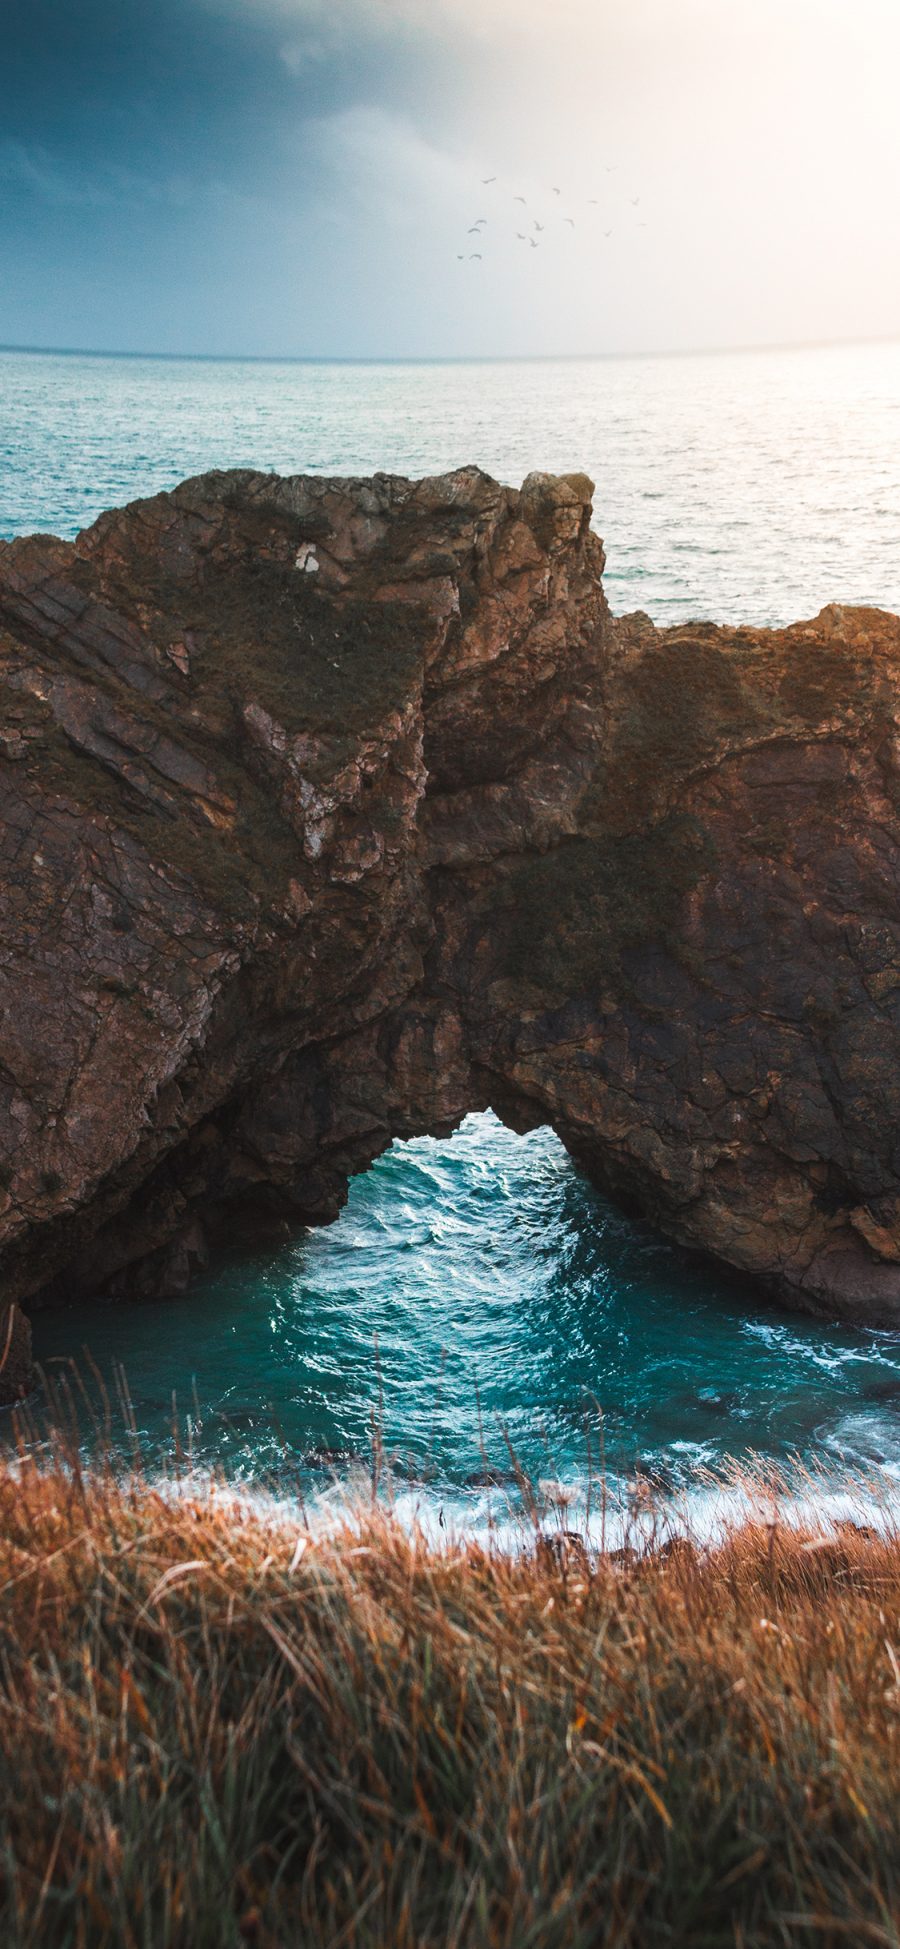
[2,0,900,359]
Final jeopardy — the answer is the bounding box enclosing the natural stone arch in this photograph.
[1,467,900,1325]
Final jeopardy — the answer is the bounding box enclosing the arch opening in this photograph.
[28,1112,900,1507]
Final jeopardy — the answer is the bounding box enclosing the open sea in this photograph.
[4,338,900,1533]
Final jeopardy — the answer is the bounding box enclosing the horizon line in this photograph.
[2,328,900,368]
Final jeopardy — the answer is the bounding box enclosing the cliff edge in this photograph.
[2,464,900,1366]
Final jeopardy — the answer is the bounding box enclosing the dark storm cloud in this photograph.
[0,0,456,351]
[0,0,420,204]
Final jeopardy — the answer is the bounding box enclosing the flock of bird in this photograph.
[457,174,648,262]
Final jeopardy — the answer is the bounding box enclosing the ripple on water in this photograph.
[4,340,900,623]
[25,1113,900,1519]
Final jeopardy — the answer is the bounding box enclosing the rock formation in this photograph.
[2,467,900,1323]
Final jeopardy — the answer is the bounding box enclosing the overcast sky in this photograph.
[2,0,900,359]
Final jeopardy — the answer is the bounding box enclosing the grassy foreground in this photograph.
[1,1453,900,1948]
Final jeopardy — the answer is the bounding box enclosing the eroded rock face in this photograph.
[2,466,900,1323]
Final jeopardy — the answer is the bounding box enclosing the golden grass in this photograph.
[1,1443,899,1948]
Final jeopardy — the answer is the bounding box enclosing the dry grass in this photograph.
[1,1441,900,1948]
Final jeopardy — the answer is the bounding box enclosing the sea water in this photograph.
[4,340,900,1519]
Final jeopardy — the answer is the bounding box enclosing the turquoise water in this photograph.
[5,341,900,1514]
[31,1117,900,1509]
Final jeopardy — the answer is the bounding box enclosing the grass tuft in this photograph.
[0,1443,899,1946]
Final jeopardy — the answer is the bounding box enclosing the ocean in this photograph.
[4,338,900,1527]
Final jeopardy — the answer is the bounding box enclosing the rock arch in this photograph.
[2,466,900,1324]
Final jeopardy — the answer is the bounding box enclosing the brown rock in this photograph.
[2,466,900,1324]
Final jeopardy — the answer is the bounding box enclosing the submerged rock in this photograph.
[2,467,900,1324]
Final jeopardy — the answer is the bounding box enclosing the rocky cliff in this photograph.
[2,463,900,1382]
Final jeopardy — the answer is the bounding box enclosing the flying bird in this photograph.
[482,176,497,184]
[604,228,614,237]
[467,225,483,234]
[533,220,544,232]
[516,232,527,240]
[470,252,483,260]
[552,186,561,196]
[564,217,575,227]
[529,236,539,248]
[605,166,618,174]
[631,197,641,206]
[514,195,527,204]
[588,198,599,205]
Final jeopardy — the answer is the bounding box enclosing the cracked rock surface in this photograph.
[2,466,900,1323]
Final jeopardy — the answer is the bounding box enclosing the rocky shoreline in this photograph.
[2,464,900,1398]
